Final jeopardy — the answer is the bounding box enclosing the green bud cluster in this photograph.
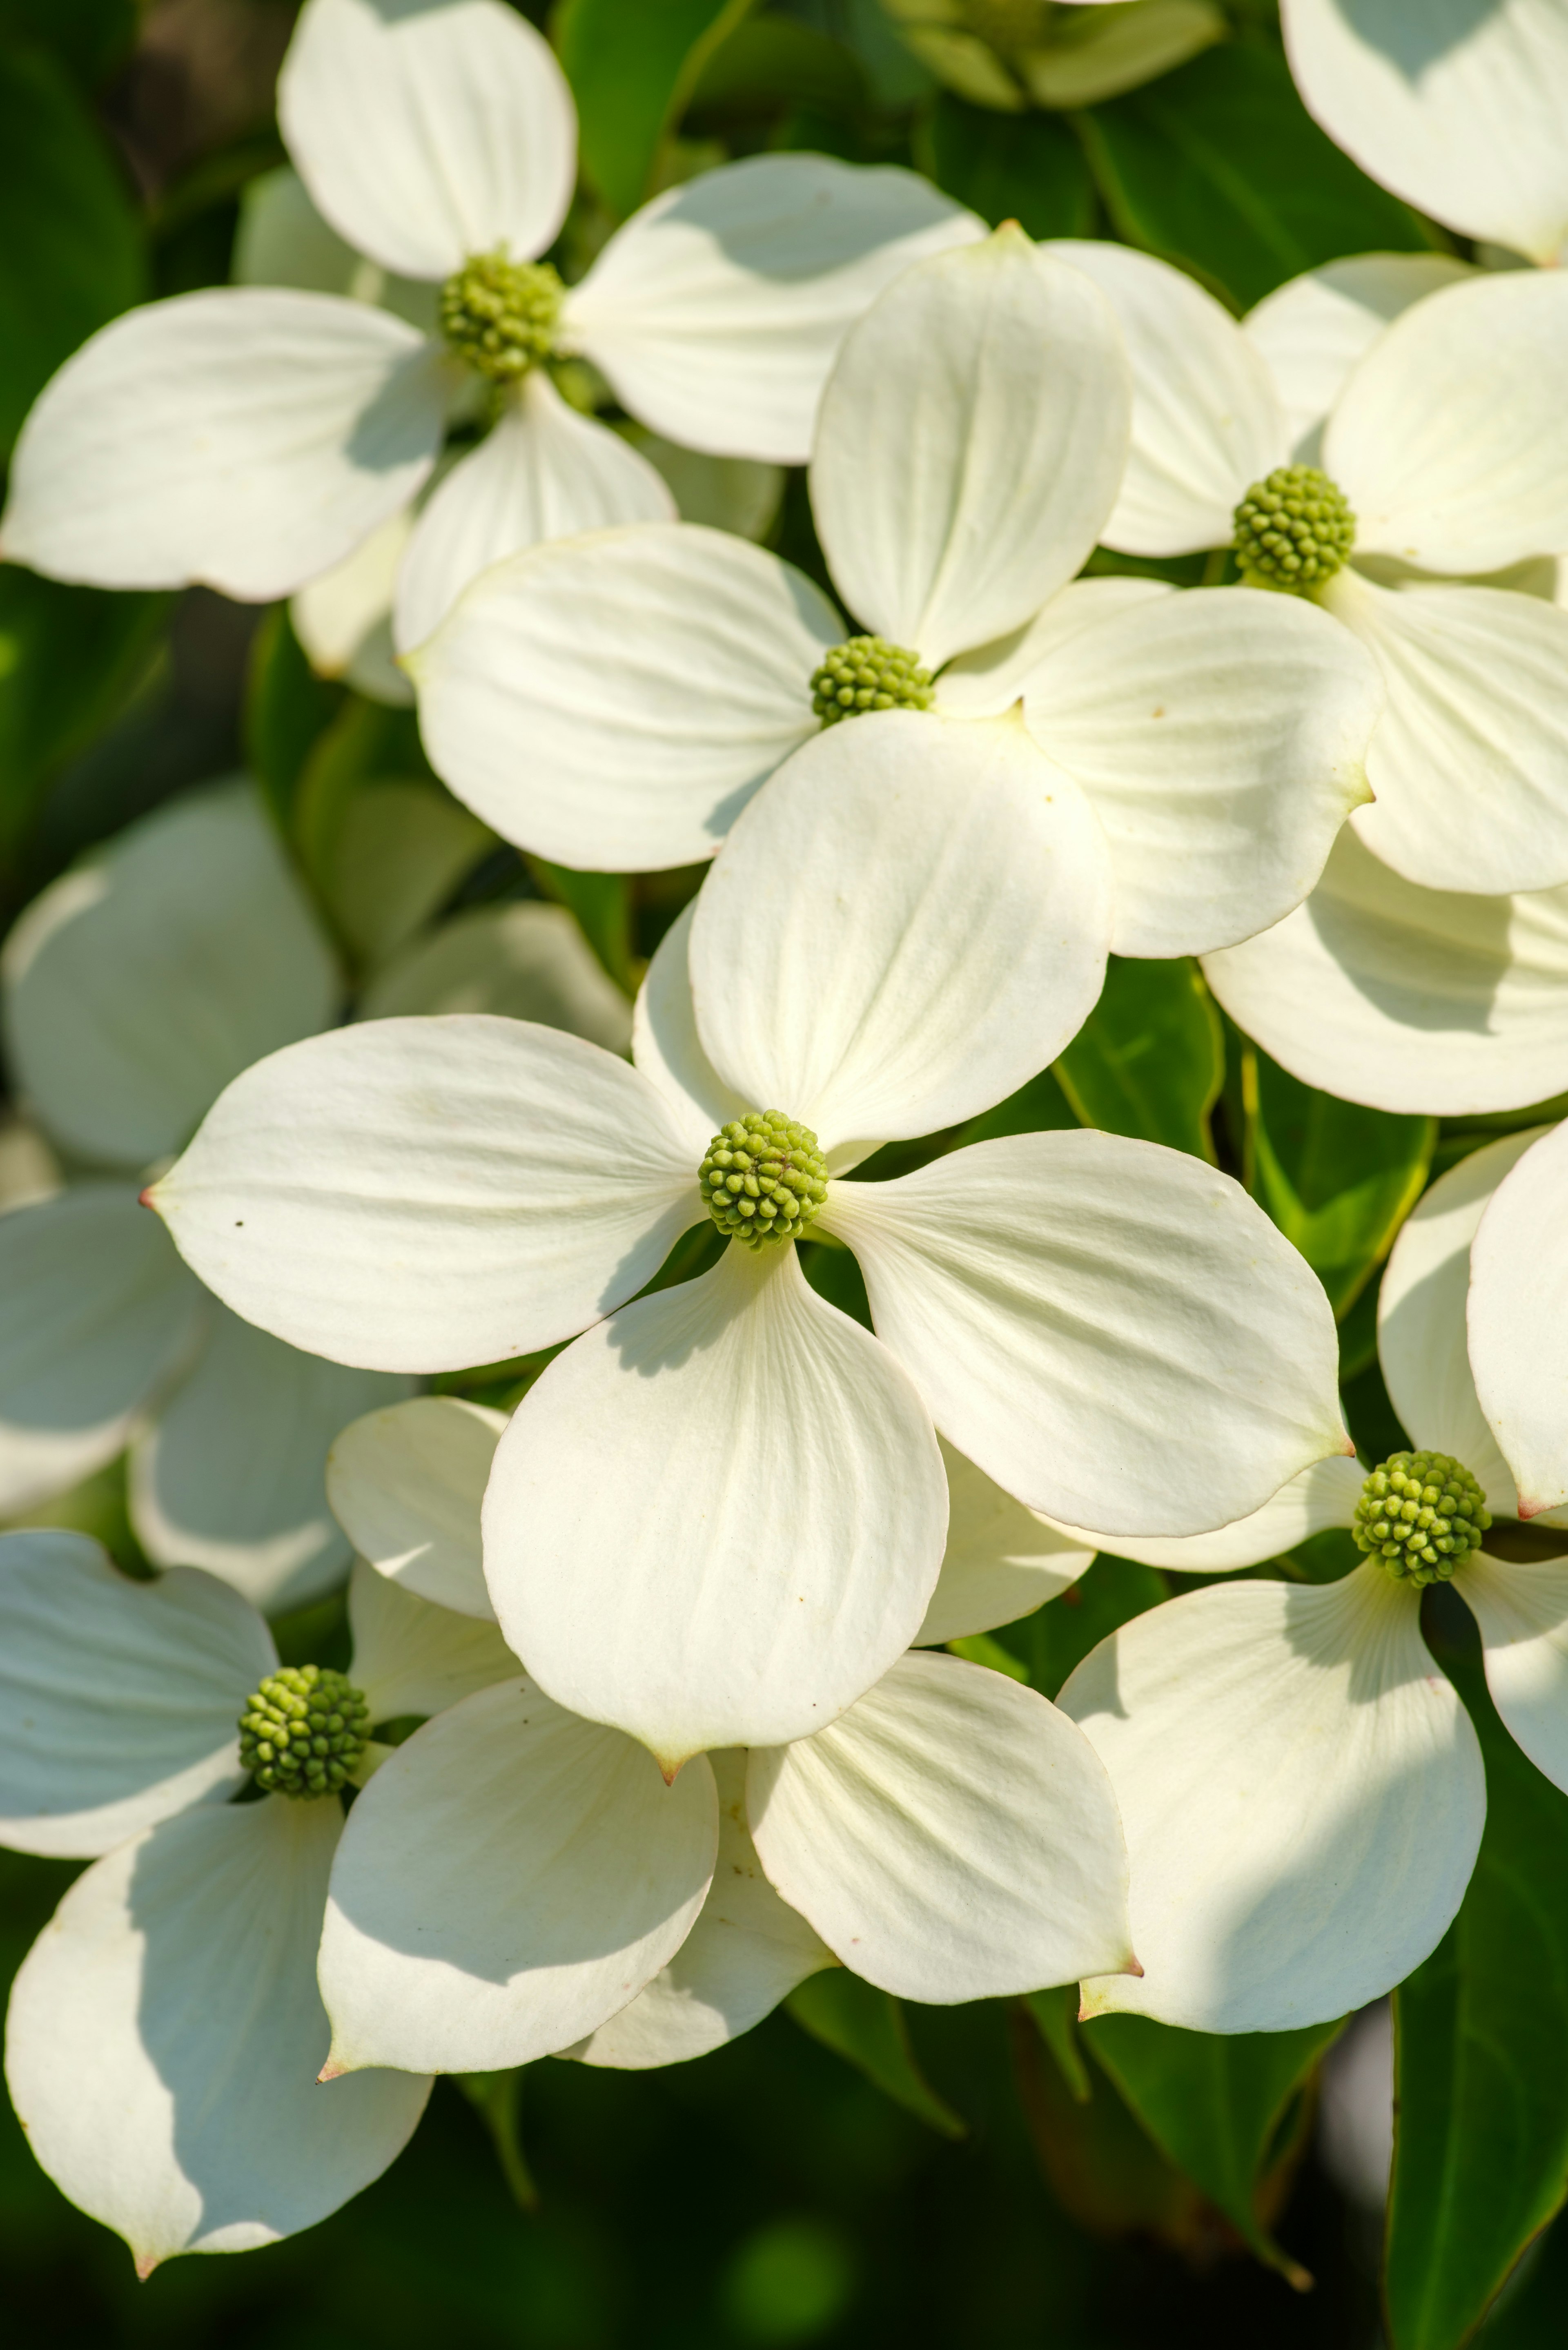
[238,1665,370,1799]
[1233,465,1355,591]
[700,1112,829,1248]
[439,252,563,381]
[1352,1451,1491,1587]
[810,636,934,727]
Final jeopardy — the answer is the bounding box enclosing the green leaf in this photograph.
[1024,1984,1092,2103]
[526,857,635,995]
[0,42,146,453]
[0,568,167,879]
[945,1631,1030,1683]
[921,91,1096,237]
[1054,955,1222,1159]
[1244,1044,1435,1319]
[0,0,135,84]
[688,16,866,126]
[1078,41,1435,310]
[1082,2011,1345,2288]
[786,1971,966,2139]
[554,0,755,219]
[997,1555,1169,1700]
[244,606,344,838]
[1386,1616,1568,2349]
[454,2070,540,2214]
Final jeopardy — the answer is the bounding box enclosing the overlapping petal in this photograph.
[2,291,447,598]
[1281,0,1568,265]
[2,785,338,1170]
[0,1532,274,1857]
[278,0,575,279]
[914,1439,1093,1645]
[1321,570,1568,897]
[233,163,438,333]
[823,1130,1349,1537]
[1325,271,1568,574]
[1063,1567,1486,2031]
[568,1750,833,2069]
[150,1018,700,1372]
[1049,1453,1366,1574]
[564,155,982,462]
[1244,254,1476,462]
[0,1188,205,1515]
[318,1679,717,2073]
[359,902,631,1050]
[291,506,414,702]
[1377,1129,1541,1513]
[328,1395,501,1617]
[1022,582,1381,958]
[128,1308,412,1615]
[1457,1554,1568,1795]
[4,1798,430,2269]
[809,230,1130,667]
[748,1650,1134,2002]
[392,375,675,654]
[483,1242,948,1768]
[688,713,1112,1155]
[1044,239,1284,554]
[1469,1119,1568,1517]
[346,1558,516,1725]
[631,904,751,1160]
[412,524,837,870]
[1203,830,1568,1117]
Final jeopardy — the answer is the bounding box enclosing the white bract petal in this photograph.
[483,1243,948,1769]
[1325,272,1568,574]
[279,0,575,279]
[318,1679,717,2073]
[565,154,982,463]
[689,713,1112,1155]
[1063,1567,1486,2031]
[1470,1119,1568,1517]
[0,1532,274,1858]
[1044,239,1285,555]
[291,506,414,702]
[1457,1554,1568,1795]
[328,1396,503,1618]
[748,1650,1134,2002]
[346,1558,515,1723]
[4,1799,430,2270]
[150,1018,699,1372]
[1049,1452,1365,1574]
[1244,255,1477,463]
[2,291,446,599]
[128,1307,412,1616]
[0,1188,205,1516]
[1203,830,1568,1117]
[3,785,338,1170]
[359,902,630,1054]
[1378,1128,1543,1514]
[824,1131,1349,1538]
[1281,0,1568,265]
[392,376,675,653]
[1322,571,1568,898]
[631,904,751,1161]
[233,163,438,334]
[809,230,1130,668]
[915,1439,1092,1645]
[1022,583,1381,959]
[412,524,835,871]
[568,1749,833,2070]
[937,574,1169,722]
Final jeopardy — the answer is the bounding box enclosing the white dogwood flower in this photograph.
[147,744,1348,1770]
[414,227,1382,964]
[1055,1129,1568,2033]
[1281,0,1568,266]
[1465,1121,1568,1527]
[0,783,628,1610]
[310,1403,1127,2073]
[0,1529,514,2270]
[1055,238,1568,897]
[0,0,976,644]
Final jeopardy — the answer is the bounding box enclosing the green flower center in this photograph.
[699,1112,829,1248]
[810,636,934,727]
[1233,465,1355,591]
[440,252,563,381]
[1352,1451,1490,1588]
[238,1665,370,1799]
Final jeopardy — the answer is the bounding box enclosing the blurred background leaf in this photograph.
[556,0,756,217]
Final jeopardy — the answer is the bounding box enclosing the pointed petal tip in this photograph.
[137,1182,162,1214]
[1517,1495,1554,1522]
[133,2250,161,2283]
[317,2052,351,2083]
[1121,1952,1144,1980]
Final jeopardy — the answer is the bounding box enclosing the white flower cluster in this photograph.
[2,0,1568,2278]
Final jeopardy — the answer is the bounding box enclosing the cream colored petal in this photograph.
[914,1438,1092,1645]
[328,1395,502,1618]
